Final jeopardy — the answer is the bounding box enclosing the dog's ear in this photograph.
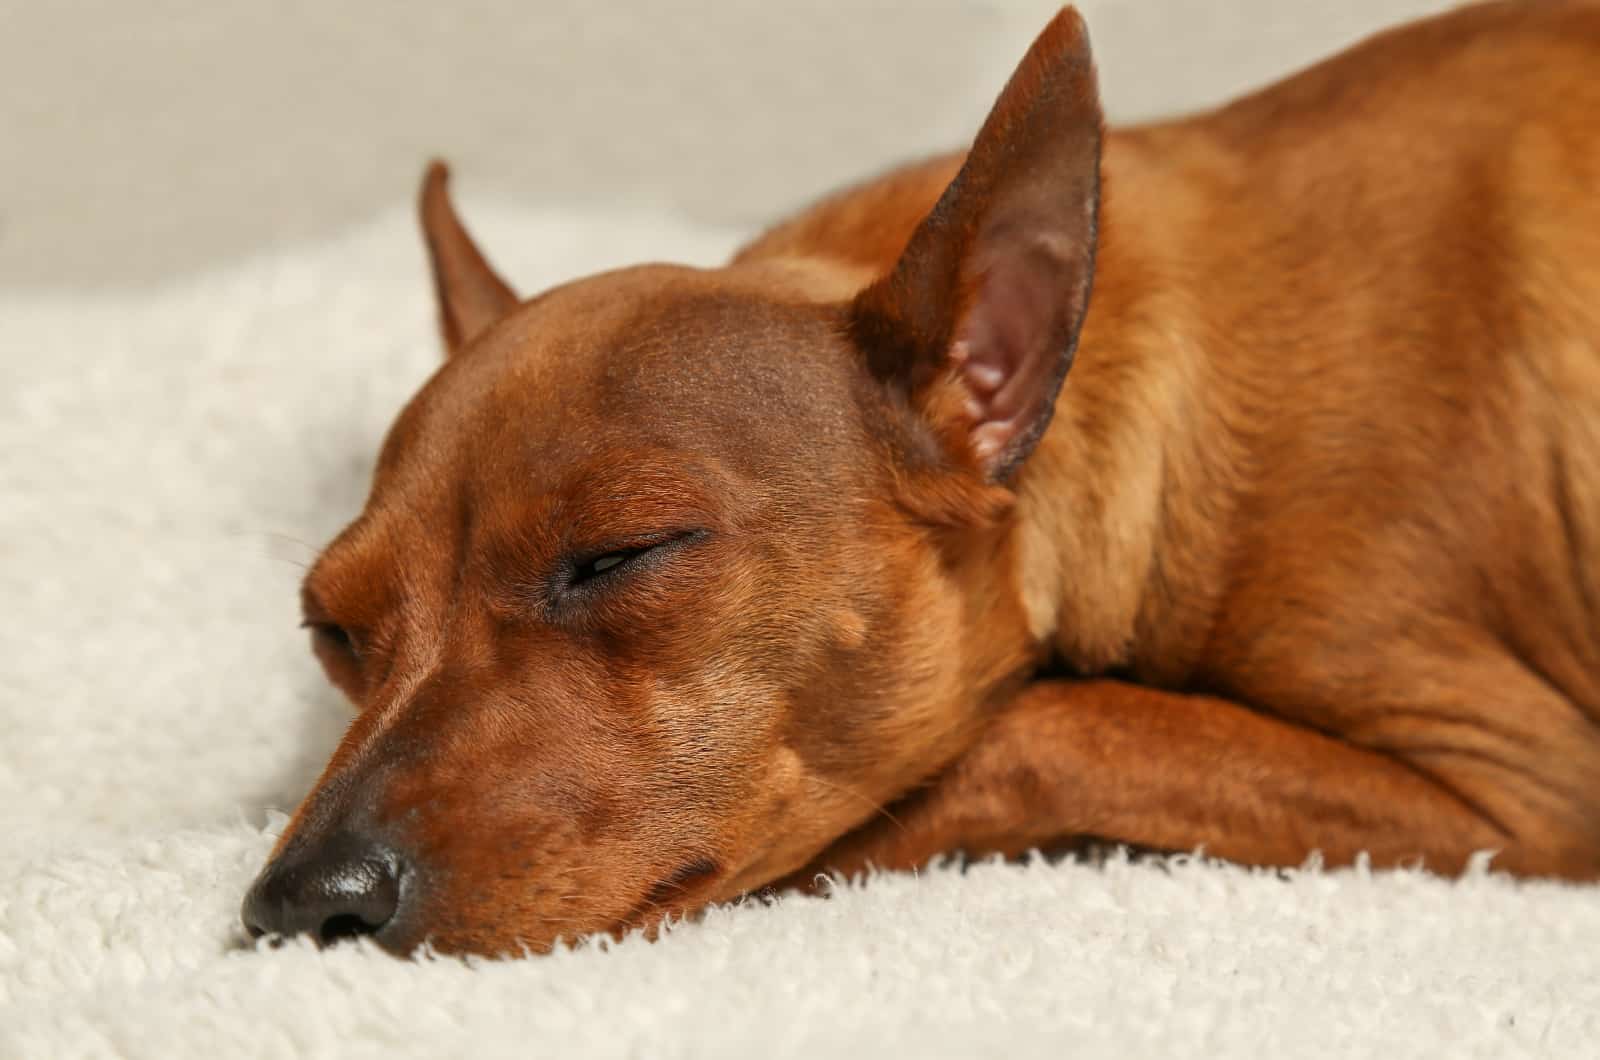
[419,162,518,355]
[852,7,1102,484]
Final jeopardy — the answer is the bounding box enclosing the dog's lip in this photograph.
[616,856,727,929]
[362,856,437,955]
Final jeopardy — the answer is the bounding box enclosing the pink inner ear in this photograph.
[846,6,1101,484]
[954,239,1072,466]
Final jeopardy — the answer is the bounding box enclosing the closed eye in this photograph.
[300,616,368,702]
[571,549,645,585]
[303,620,358,658]
[561,529,709,595]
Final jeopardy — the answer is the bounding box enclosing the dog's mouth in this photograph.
[619,856,727,931]
[244,836,751,957]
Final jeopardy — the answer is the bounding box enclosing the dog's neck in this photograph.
[1006,130,1242,685]
[744,133,1244,687]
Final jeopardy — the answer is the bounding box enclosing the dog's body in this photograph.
[245,1,1600,956]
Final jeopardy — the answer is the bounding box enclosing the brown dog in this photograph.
[242,1,1600,956]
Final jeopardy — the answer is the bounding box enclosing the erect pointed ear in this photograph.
[852,7,1103,483]
[418,161,519,355]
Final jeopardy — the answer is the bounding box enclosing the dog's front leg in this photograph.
[787,679,1555,887]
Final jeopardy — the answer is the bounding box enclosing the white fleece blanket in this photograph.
[3,203,1597,1059]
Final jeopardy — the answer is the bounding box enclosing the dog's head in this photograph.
[243,7,1102,956]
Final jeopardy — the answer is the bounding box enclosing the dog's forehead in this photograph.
[479,261,856,392]
[382,262,869,492]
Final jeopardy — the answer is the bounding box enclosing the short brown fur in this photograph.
[245,1,1600,957]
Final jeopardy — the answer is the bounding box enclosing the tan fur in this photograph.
[244,2,1600,958]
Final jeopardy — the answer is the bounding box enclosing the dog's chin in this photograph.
[360,866,736,960]
[358,917,581,960]
[377,912,702,961]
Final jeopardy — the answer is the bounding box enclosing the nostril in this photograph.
[241,833,405,947]
[319,913,379,944]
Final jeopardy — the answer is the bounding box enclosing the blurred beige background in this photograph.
[3,0,1456,291]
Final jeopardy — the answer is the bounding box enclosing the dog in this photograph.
[242,1,1600,956]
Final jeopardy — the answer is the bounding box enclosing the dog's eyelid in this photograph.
[301,617,363,659]
[299,578,336,619]
[562,555,623,593]
[299,588,340,628]
[299,588,365,647]
[569,543,656,584]
[560,528,711,593]
[575,527,709,562]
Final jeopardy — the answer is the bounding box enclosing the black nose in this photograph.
[241,833,403,945]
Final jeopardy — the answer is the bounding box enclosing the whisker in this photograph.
[256,531,321,554]
[806,773,908,837]
[223,530,321,571]
[642,877,694,899]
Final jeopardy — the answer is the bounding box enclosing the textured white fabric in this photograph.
[4,205,1597,1059]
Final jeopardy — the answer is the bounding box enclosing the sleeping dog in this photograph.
[243,1,1600,956]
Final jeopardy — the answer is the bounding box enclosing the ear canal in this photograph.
[418,161,519,355]
[852,6,1103,482]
